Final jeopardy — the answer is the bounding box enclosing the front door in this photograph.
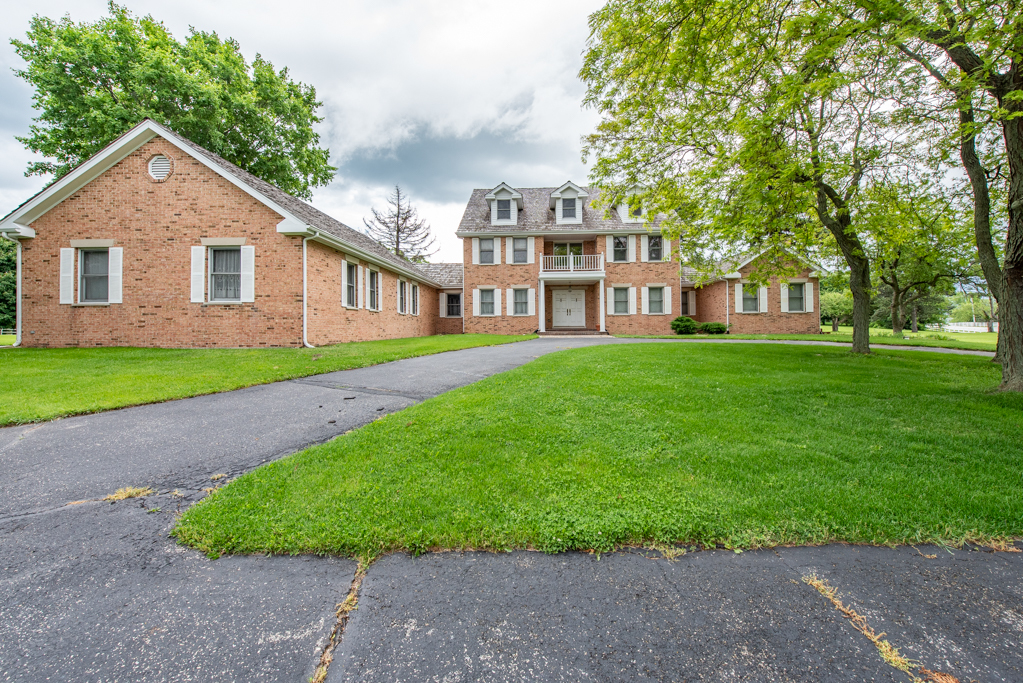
[553,289,586,327]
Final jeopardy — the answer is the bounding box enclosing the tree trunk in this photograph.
[891,289,904,337]
[911,305,919,333]
[832,318,839,332]
[999,98,1023,391]
[848,254,872,353]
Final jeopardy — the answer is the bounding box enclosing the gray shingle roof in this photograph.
[456,186,663,234]
[164,125,439,284]
[416,263,463,288]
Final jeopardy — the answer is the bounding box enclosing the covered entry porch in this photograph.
[538,253,605,333]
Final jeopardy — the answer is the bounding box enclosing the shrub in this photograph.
[671,316,698,335]
[698,321,728,334]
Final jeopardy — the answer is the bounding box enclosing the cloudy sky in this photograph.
[0,0,605,261]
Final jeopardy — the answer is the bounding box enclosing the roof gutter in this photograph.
[1,233,21,347]
[304,229,444,289]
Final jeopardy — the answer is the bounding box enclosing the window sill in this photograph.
[72,302,110,307]
[203,301,245,306]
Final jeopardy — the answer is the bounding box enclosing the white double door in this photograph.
[553,289,585,327]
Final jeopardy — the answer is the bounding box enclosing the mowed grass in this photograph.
[0,335,14,346]
[0,334,533,426]
[173,343,1023,559]
[624,328,997,352]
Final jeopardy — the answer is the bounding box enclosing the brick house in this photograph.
[456,182,821,336]
[0,120,444,348]
[0,121,820,348]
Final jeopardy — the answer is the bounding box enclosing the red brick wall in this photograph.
[599,236,681,336]
[463,236,542,335]
[21,137,305,348]
[306,241,438,345]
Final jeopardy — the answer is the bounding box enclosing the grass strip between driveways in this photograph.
[0,334,534,426]
[172,343,1023,559]
[619,332,997,352]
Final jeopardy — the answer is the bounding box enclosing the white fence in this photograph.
[0,329,14,336]
[935,321,998,333]
[541,254,604,272]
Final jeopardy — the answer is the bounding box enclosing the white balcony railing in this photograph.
[541,254,604,272]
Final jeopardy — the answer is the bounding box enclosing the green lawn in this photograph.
[623,327,997,352]
[0,335,14,346]
[0,334,534,426]
[173,343,1023,560]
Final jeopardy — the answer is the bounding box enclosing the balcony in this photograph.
[541,254,604,273]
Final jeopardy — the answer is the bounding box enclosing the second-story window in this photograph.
[513,237,528,263]
[562,197,577,218]
[648,236,663,261]
[497,199,511,220]
[480,238,494,264]
[613,236,628,262]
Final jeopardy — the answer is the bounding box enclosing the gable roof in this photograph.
[456,186,664,234]
[416,263,463,288]
[0,119,441,287]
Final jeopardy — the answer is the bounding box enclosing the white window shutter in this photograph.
[505,238,513,264]
[780,284,789,313]
[688,290,696,317]
[641,286,649,314]
[627,235,636,262]
[806,282,814,312]
[439,293,446,317]
[528,288,536,315]
[472,289,480,316]
[628,287,637,314]
[240,245,255,302]
[59,248,74,304]
[735,283,743,313]
[190,246,205,303]
[494,288,501,315]
[357,266,364,308]
[527,236,535,264]
[759,286,768,313]
[662,238,671,261]
[605,235,613,259]
[472,238,479,265]
[606,287,613,315]
[107,247,123,304]
[640,234,649,262]
[664,286,672,316]
[506,288,513,316]
[493,240,501,265]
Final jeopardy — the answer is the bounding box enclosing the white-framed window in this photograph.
[411,284,419,315]
[480,238,495,264]
[743,286,759,312]
[209,247,242,302]
[497,199,511,220]
[513,288,528,315]
[788,283,805,312]
[480,288,495,315]
[513,237,528,264]
[648,236,663,261]
[562,197,577,219]
[79,249,110,303]
[345,263,357,307]
[648,286,664,314]
[447,293,461,317]
[398,280,407,314]
[613,236,628,262]
[613,287,629,314]
[368,270,379,310]
[681,291,691,315]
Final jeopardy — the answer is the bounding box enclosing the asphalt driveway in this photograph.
[0,337,1014,682]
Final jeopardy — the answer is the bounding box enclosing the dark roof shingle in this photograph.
[416,263,463,288]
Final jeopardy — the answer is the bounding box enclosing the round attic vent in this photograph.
[148,155,171,181]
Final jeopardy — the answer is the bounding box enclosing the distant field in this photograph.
[0,335,14,346]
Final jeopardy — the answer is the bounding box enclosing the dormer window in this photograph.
[485,182,522,225]
[551,181,587,225]
[630,205,642,218]
[562,198,577,219]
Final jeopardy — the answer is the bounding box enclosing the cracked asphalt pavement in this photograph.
[0,337,1016,682]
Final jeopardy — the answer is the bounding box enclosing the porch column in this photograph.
[599,278,606,332]
[539,279,546,332]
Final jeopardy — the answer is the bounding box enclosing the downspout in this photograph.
[725,281,730,332]
[1,233,21,347]
[303,233,316,348]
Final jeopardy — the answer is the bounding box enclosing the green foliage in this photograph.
[697,321,727,334]
[0,334,535,426]
[172,344,1021,558]
[11,2,334,198]
[671,316,698,335]
[0,239,14,329]
[820,291,854,324]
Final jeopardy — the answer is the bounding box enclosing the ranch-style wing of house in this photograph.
[0,119,821,348]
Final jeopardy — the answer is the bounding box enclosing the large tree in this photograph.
[12,2,335,199]
[581,1,915,353]
[363,186,436,263]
